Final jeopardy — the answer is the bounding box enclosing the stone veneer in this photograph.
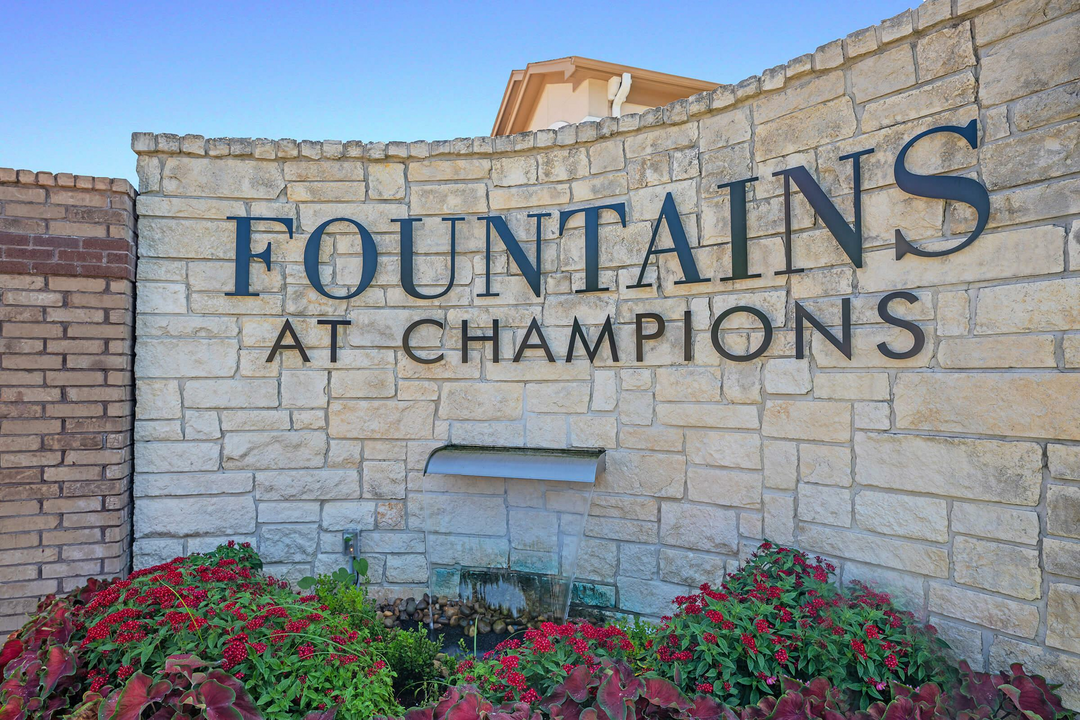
[131,0,1080,706]
[0,168,136,633]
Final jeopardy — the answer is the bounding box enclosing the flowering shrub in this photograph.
[641,542,953,707]
[0,542,398,720]
[451,621,639,704]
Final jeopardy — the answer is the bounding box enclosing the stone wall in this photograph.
[131,0,1080,705]
[0,168,136,633]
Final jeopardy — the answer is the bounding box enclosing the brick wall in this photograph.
[0,168,136,633]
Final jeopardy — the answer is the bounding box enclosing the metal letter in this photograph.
[566,316,619,363]
[710,306,773,362]
[715,178,761,282]
[635,313,666,362]
[317,318,351,363]
[394,217,461,300]
[461,319,500,363]
[403,319,445,365]
[304,217,377,300]
[226,216,292,296]
[877,291,925,359]
[628,193,710,289]
[477,214,548,297]
[794,299,851,360]
[893,119,989,259]
[558,203,627,293]
[513,317,555,362]
[266,319,309,363]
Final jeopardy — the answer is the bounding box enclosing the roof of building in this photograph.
[491,56,718,136]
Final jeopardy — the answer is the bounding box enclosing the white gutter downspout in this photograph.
[608,72,632,117]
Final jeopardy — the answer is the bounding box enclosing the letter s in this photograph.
[893,119,989,260]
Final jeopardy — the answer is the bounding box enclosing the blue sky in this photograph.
[1,0,919,183]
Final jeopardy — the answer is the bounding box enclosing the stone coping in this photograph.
[0,167,134,197]
[130,0,976,162]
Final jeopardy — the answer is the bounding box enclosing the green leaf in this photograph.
[297,576,316,590]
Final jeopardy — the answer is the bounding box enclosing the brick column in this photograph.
[0,167,136,634]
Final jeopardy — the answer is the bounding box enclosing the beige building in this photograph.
[492,56,717,135]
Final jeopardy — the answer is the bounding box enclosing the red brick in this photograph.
[0,452,61,468]
[1,388,61,402]
[3,323,62,338]
[0,371,43,385]
[81,238,130,253]
[29,236,76,249]
[0,261,32,274]
[57,249,104,264]
[0,419,62,434]
[28,262,78,275]
[3,246,55,262]
[45,371,103,386]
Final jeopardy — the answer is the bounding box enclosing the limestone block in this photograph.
[763,441,797,490]
[133,539,184,569]
[286,182,366,202]
[763,495,795,544]
[800,525,949,577]
[894,372,1080,441]
[569,416,618,448]
[330,370,396,398]
[624,123,698,158]
[427,535,507,567]
[658,548,727,586]
[328,400,434,439]
[850,46,917,103]
[509,510,559,553]
[491,156,538,186]
[932,619,984,669]
[135,442,220,473]
[1014,80,1080,132]
[755,96,856,160]
[685,430,762,470]
[139,283,187,314]
[452,421,523,447]
[618,392,654,426]
[258,502,320,523]
[854,432,1042,504]
[799,444,852,486]
[440,383,522,420]
[764,359,812,395]
[220,411,290,431]
[588,141,624,173]
[260,525,318,563]
[797,484,851,526]
[385,554,428,583]
[573,538,617,582]
[362,461,406,499]
[660,502,738,553]
[617,577,688,616]
[489,185,570,210]
[989,638,1080,710]
[134,472,253,497]
[938,335,1057,368]
[1047,583,1080,653]
[280,370,328,408]
[1045,539,1080,580]
[526,415,566,447]
[652,369,721,403]
[762,401,851,442]
[976,277,1080,334]
[283,162,363,181]
[136,380,182,420]
[223,432,327,470]
[979,14,1080,106]
[135,496,256,538]
[686,467,762,508]
[360,532,425,553]
[952,502,1040,545]
[135,339,238,378]
[597,451,685,497]
[954,536,1041,600]
[655,403,759,430]
[586,495,657,521]
[526,382,591,413]
[936,291,969,336]
[409,184,487,214]
[862,72,977,132]
[928,584,1039,637]
[185,379,280,410]
[1048,486,1080,539]
[916,22,976,81]
[411,495,506,535]
[367,163,405,199]
[813,373,890,401]
[1050,444,1080,480]
[162,158,285,198]
[185,411,221,440]
[536,148,589,182]
[855,491,948,542]
[586,517,657,543]
[753,71,844,124]
[617,546,657,581]
[982,121,1080,191]
[843,563,926,618]
[699,107,752,150]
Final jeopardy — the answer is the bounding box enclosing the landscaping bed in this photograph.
[1,541,1073,719]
